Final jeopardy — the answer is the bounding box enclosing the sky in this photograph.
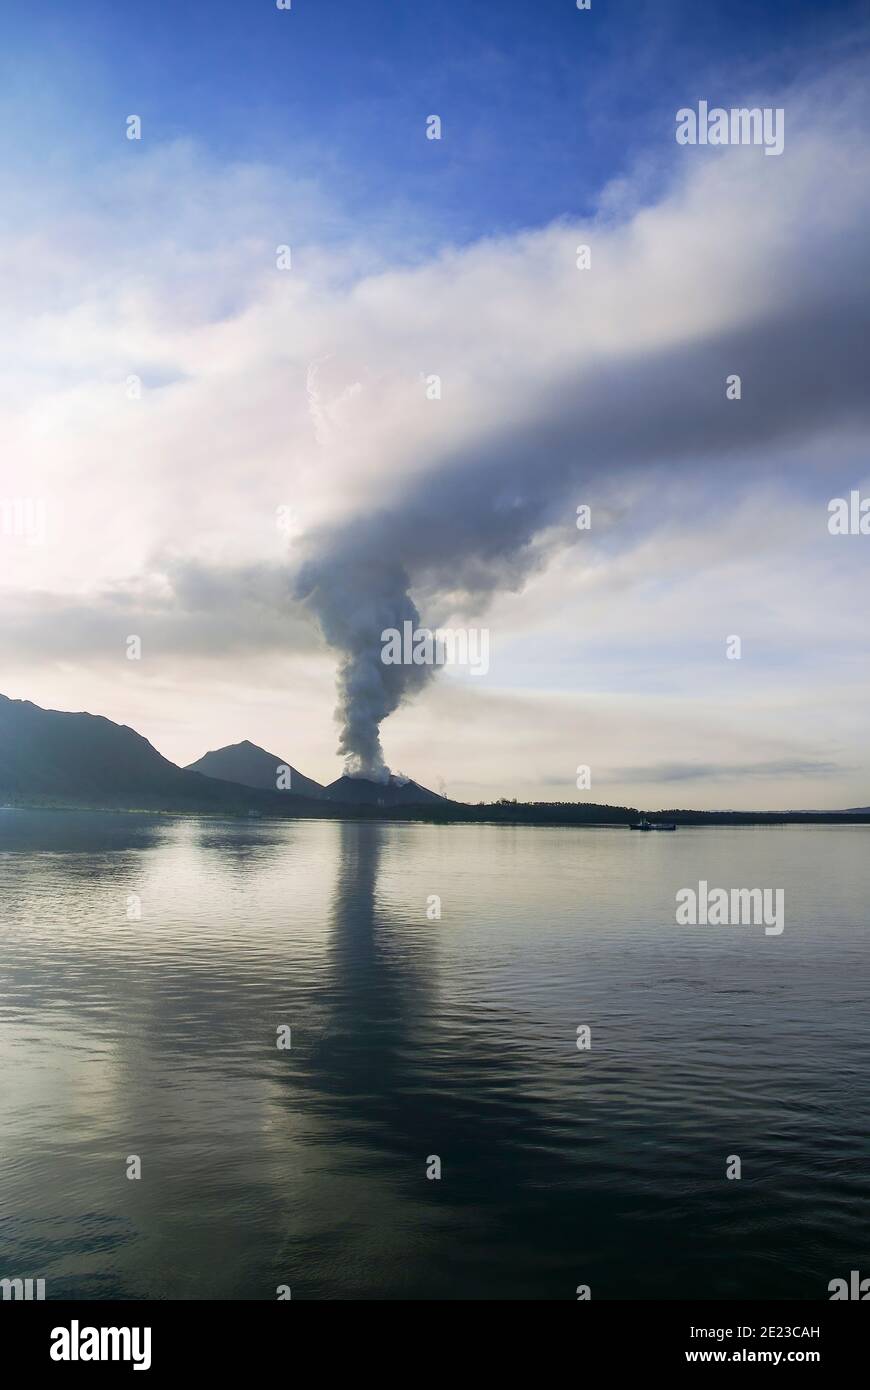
[1,0,870,809]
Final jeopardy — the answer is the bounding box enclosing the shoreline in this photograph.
[4,801,870,829]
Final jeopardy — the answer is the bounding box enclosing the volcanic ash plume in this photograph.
[295,545,432,778]
[292,92,870,779]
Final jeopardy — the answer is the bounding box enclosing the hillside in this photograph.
[0,694,318,815]
[186,740,324,799]
[322,773,446,807]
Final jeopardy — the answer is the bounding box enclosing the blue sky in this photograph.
[2,1,870,807]
[3,0,867,247]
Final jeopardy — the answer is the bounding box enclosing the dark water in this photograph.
[1,809,868,1300]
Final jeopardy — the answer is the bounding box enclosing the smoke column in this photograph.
[294,101,870,776]
[294,548,432,777]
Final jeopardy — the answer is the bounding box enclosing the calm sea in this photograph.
[1,810,868,1300]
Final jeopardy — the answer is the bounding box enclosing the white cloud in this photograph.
[3,66,870,799]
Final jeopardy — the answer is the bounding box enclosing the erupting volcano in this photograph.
[322,773,447,807]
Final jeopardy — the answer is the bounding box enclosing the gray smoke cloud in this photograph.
[295,273,870,776]
[294,550,431,776]
[294,78,870,778]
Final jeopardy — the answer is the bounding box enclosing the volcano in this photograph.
[322,774,446,807]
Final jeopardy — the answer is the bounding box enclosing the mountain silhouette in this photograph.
[5,692,867,825]
[322,773,445,807]
[0,693,318,815]
[186,740,324,799]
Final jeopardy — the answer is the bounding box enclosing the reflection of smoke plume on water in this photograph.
[295,547,433,777]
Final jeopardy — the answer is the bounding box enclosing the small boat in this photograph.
[631,818,677,831]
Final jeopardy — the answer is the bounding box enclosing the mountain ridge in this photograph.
[186,740,325,799]
[3,692,870,825]
[0,693,319,815]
